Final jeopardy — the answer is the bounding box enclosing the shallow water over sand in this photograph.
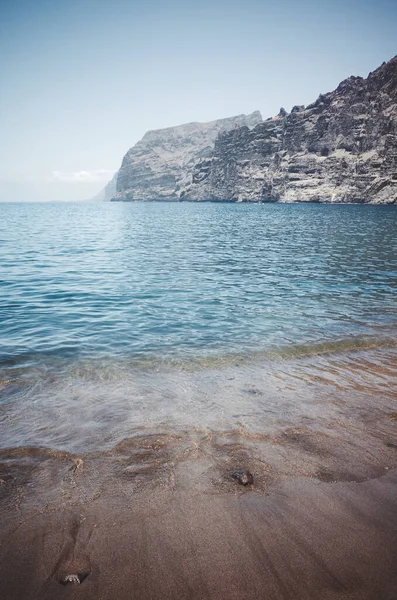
[1,343,396,459]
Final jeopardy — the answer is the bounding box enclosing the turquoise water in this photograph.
[0,202,397,451]
[1,202,396,364]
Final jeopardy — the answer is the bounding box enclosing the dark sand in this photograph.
[1,424,397,600]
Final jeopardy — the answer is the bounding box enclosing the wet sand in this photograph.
[1,421,397,600]
[1,347,397,598]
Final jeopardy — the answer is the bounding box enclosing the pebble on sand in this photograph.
[60,574,81,585]
[231,470,254,486]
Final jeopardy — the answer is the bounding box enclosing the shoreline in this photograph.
[1,345,397,598]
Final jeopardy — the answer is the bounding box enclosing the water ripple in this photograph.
[0,202,396,364]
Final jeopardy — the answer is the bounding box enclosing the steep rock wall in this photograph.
[182,56,397,204]
[111,112,262,201]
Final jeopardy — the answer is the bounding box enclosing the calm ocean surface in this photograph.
[0,202,396,452]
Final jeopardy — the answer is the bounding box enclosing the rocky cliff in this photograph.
[111,112,262,201]
[182,56,397,203]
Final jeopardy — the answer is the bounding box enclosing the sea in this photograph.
[0,201,396,454]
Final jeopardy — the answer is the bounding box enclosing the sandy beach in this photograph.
[1,410,397,599]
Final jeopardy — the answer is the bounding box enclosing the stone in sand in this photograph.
[231,470,254,486]
[60,574,81,585]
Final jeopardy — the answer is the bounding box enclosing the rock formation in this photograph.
[110,112,262,201]
[109,56,396,204]
[182,56,397,204]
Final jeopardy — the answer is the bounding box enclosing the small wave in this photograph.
[265,336,397,360]
[1,335,396,381]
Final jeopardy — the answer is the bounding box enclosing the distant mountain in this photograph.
[90,171,118,201]
[108,112,262,201]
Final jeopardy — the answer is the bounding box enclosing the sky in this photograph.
[0,0,396,202]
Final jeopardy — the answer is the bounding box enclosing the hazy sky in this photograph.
[0,0,396,201]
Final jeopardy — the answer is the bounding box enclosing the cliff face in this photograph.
[182,56,397,203]
[111,112,262,201]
